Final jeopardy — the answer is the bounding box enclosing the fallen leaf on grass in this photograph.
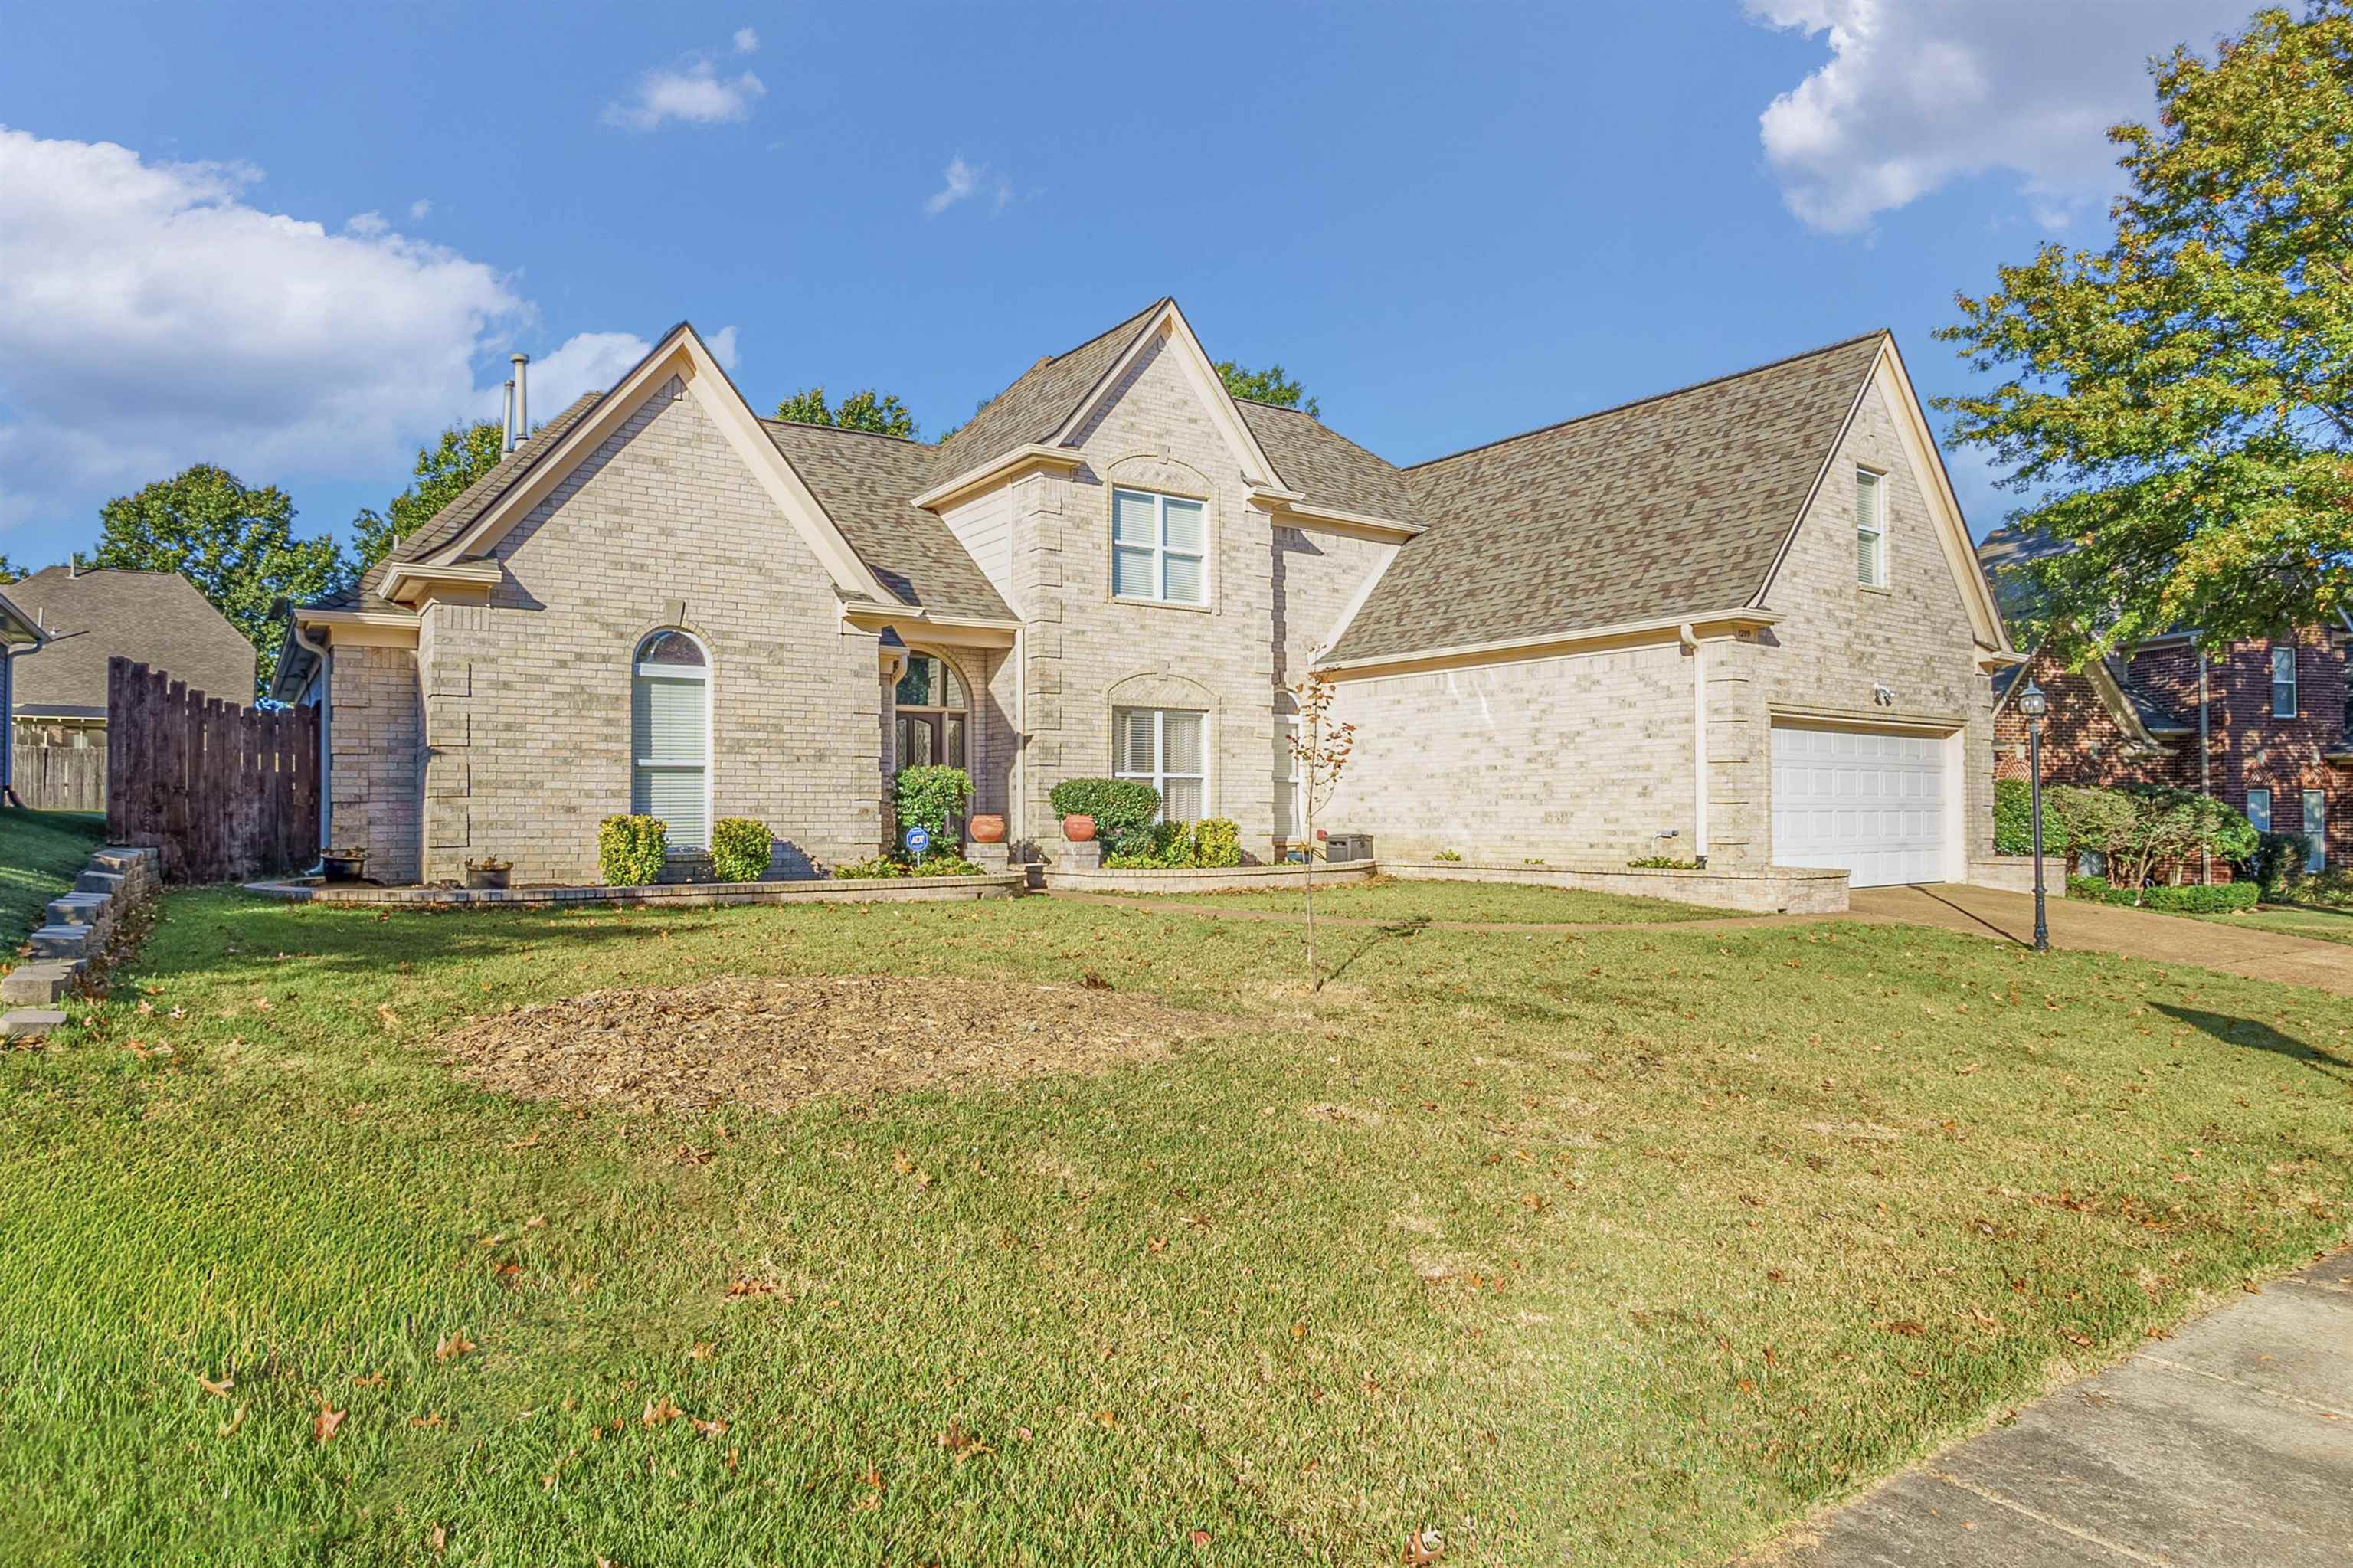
[313,1401,347,1443]
[938,1420,993,1463]
[217,1404,246,1439]
[352,1372,388,1388]
[1190,1529,1212,1547]
[1093,1409,1118,1429]
[504,1132,542,1151]
[686,1341,715,1362]
[376,1003,401,1033]
[197,1373,233,1399]
[411,1412,446,1429]
[1403,1526,1445,1563]
[641,1396,682,1429]
[1878,1321,1926,1338]
[692,1416,729,1439]
[434,1331,476,1361]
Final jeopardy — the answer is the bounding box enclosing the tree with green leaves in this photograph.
[774,386,918,438]
[1940,2,2353,658]
[93,464,345,693]
[0,555,31,584]
[351,421,506,574]
[1217,361,1318,419]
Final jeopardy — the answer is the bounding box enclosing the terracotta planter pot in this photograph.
[1062,813,1097,843]
[968,813,1006,845]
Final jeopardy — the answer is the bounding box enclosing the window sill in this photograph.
[1858,583,1893,597]
[1110,594,1215,615]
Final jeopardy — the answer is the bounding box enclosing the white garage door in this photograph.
[1770,724,1947,888]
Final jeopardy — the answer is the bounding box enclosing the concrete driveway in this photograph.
[1849,884,2353,997]
[1737,1248,2353,1566]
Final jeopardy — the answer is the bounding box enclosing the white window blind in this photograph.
[632,640,709,849]
[1111,488,1207,605]
[1856,470,1885,588]
[1113,705,1206,821]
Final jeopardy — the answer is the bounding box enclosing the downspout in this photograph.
[290,615,332,872]
[1680,624,1710,867]
[2198,643,2211,885]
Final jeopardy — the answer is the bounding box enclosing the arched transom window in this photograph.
[895,650,967,773]
[632,629,710,848]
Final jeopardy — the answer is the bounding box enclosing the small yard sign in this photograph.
[903,826,931,856]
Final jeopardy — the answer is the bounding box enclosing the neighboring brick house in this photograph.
[6,565,256,745]
[1978,525,2353,880]
[274,302,2017,892]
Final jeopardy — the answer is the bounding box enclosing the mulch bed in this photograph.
[440,974,1234,1115]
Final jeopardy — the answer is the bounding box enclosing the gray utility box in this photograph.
[1323,833,1373,863]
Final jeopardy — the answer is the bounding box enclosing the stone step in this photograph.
[25,925,91,960]
[45,892,111,928]
[74,869,126,896]
[2,960,84,1005]
[2,1008,67,1039]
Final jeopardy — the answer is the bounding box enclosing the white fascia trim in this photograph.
[296,607,421,632]
[1251,489,1425,541]
[1050,301,1281,490]
[380,560,502,604]
[910,444,1084,512]
[1317,609,1777,678]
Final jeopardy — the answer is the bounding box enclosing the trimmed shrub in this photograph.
[597,815,667,887]
[1627,856,1703,869]
[1048,777,1160,853]
[2067,872,2256,913]
[892,767,971,855]
[1993,777,2073,856]
[708,817,773,883]
[2246,831,2314,898]
[2297,868,2353,906]
[833,854,907,880]
[1192,818,1241,868]
[832,852,984,880]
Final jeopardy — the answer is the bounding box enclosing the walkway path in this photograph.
[1739,1246,2353,1566]
[1848,884,2353,997]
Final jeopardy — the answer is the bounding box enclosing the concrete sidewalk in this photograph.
[1850,884,2353,997]
[1739,1248,2353,1566]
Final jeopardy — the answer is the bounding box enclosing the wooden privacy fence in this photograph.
[14,744,106,812]
[106,657,320,883]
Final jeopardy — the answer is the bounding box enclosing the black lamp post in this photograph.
[2018,678,2050,953]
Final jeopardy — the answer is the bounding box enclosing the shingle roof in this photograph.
[758,421,1012,621]
[927,300,1168,480]
[7,567,256,709]
[1235,399,1420,523]
[1327,332,1887,663]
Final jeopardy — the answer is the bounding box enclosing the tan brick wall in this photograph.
[403,376,885,883]
[1322,643,1699,862]
[1006,332,1386,858]
[326,643,422,882]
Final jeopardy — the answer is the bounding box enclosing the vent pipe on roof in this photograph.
[511,352,530,446]
[502,379,516,454]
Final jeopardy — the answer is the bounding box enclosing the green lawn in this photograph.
[1105,871,1733,925]
[2,887,2348,1566]
[2200,902,2353,946]
[0,807,106,944]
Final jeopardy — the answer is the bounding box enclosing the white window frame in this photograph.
[2304,788,2327,872]
[2246,786,2272,834]
[1856,467,1887,589]
[632,629,713,850]
[1114,705,1209,822]
[2272,644,2298,718]
[1110,487,1209,607]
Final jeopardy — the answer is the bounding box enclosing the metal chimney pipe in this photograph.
[502,379,516,453]
[511,352,529,444]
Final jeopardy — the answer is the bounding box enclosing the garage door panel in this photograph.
[1771,722,1946,888]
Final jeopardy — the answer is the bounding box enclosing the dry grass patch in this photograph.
[441,973,1236,1114]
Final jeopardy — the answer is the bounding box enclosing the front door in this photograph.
[895,713,944,771]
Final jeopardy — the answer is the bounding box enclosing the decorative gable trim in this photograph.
[425,323,895,606]
[1048,300,1281,489]
[1749,334,2014,657]
[1248,488,1425,542]
[910,444,1085,512]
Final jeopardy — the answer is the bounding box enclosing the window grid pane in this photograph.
[1856,470,1883,588]
[2305,790,2326,872]
[1111,489,1206,605]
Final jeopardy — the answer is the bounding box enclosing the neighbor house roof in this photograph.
[759,421,1012,621]
[1235,399,1421,524]
[1327,332,1888,663]
[5,566,255,712]
[926,300,1170,482]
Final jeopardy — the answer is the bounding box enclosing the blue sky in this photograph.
[0,1,2256,565]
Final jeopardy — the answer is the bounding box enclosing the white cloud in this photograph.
[0,127,646,531]
[604,54,767,132]
[509,331,651,421]
[1745,0,2250,234]
[925,155,1013,217]
[705,324,741,371]
[733,26,759,54]
[408,198,432,221]
[345,210,390,236]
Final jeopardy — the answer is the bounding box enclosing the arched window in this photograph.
[632,629,709,848]
[894,650,967,774]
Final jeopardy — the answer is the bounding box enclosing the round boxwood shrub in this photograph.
[1993,777,2073,856]
[597,815,667,886]
[1048,777,1160,852]
[709,817,773,883]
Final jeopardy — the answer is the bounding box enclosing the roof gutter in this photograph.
[910,444,1085,512]
[1315,608,1777,680]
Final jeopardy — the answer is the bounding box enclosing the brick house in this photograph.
[1978,525,2353,879]
[273,302,2016,893]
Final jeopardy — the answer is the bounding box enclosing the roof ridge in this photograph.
[1402,329,1890,473]
[759,417,934,449]
[1038,296,1170,369]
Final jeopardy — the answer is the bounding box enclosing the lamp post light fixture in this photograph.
[2018,678,2050,954]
